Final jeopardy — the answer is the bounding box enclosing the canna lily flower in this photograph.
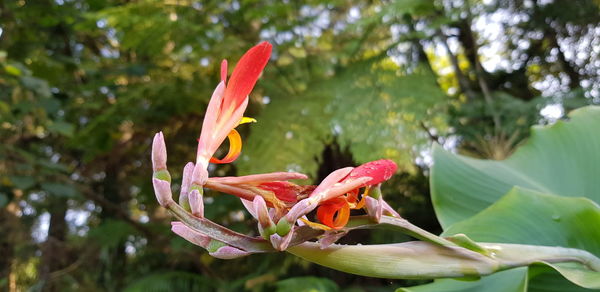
[315,159,398,229]
[259,159,399,251]
[284,159,399,231]
[192,41,272,186]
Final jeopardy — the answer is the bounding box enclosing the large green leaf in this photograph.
[431,106,600,228]
[406,106,600,291]
[444,188,600,289]
[275,276,339,292]
[125,271,215,292]
[404,188,600,291]
[442,188,600,253]
[397,268,528,292]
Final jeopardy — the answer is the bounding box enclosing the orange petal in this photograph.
[346,189,359,204]
[316,197,350,229]
[333,203,350,227]
[210,129,242,164]
[350,187,369,209]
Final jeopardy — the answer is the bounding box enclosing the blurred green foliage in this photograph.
[0,0,598,291]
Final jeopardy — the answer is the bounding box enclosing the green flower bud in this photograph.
[276,217,292,236]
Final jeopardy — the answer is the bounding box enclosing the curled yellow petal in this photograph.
[210,129,242,164]
[239,117,257,125]
[299,218,332,231]
[353,187,369,209]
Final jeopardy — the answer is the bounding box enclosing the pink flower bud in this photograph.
[209,246,250,259]
[180,162,194,198]
[151,132,167,172]
[253,196,274,229]
[189,189,204,218]
[270,231,294,251]
[171,222,210,248]
[365,196,383,222]
[152,178,174,207]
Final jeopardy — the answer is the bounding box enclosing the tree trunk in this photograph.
[39,198,68,292]
[97,163,128,291]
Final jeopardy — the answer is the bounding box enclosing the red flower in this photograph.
[315,159,397,229]
[193,41,272,185]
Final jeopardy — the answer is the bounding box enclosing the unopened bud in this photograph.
[171,222,210,247]
[270,232,293,251]
[180,162,194,197]
[259,224,277,240]
[152,178,174,207]
[189,189,204,218]
[254,196,275,230]
[210,246,250,259]
[180,184,201,211]
[276,217,292,236]
[151,132,167,172]
[365,196,382,222]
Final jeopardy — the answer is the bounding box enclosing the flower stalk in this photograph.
[287,241,600,280]
[149,41,600,285]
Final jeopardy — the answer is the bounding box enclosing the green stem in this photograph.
[482,243,600,271]
[287,241,600,280]
[346,215,459,247]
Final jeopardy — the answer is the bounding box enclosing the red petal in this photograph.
[258,181,299,203]
[221,41,272,111]
[344,159,397,187]
[220,59,228,82]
